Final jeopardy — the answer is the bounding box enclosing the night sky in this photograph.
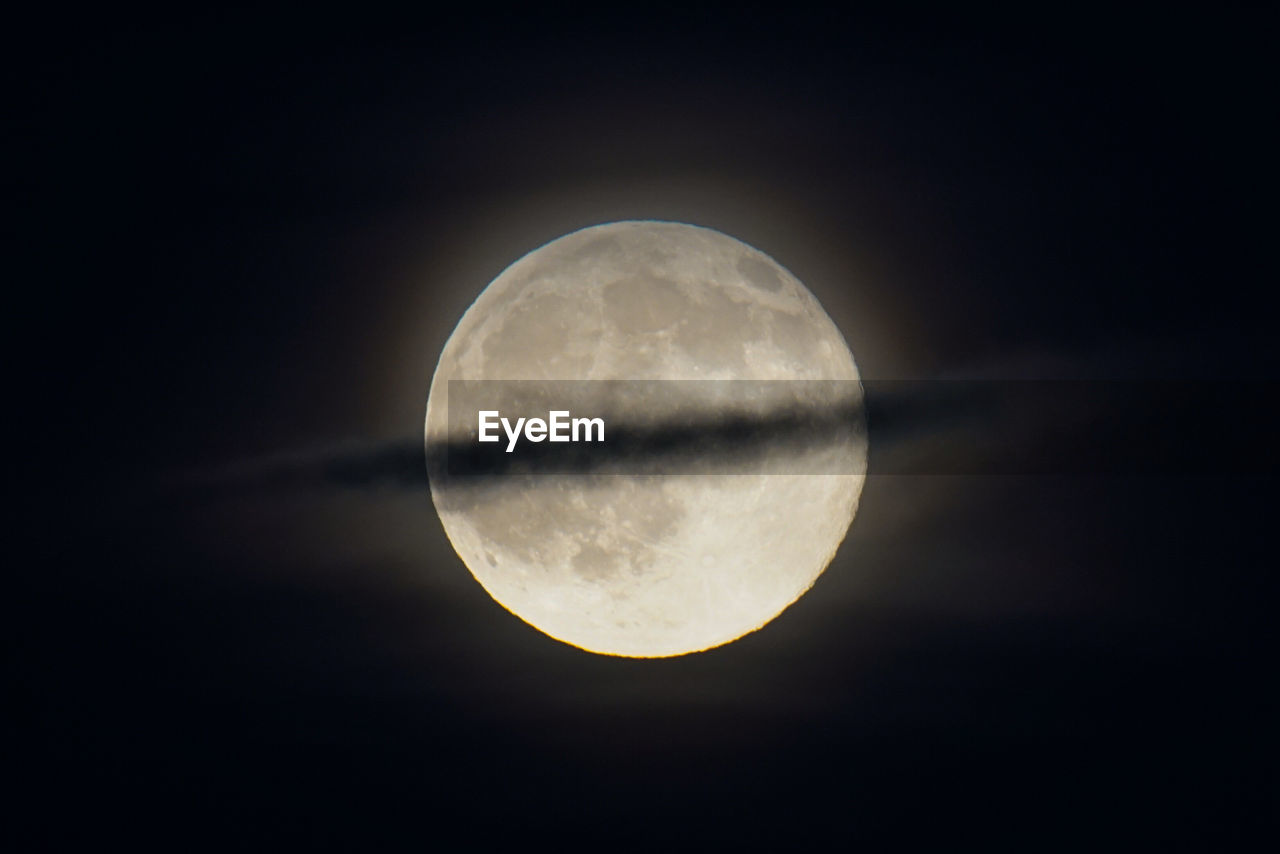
[18,10,1273,848]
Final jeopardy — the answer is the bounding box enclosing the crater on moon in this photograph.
[425,221,866,657]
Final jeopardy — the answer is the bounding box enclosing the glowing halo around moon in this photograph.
[425,221,866,657]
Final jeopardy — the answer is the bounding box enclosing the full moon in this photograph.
[425,221,866,657]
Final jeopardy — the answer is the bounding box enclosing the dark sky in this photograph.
[17,10,1274,849]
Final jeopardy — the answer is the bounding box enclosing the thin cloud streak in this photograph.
[155,380,1279,502]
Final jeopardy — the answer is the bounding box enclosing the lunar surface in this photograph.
[425,221,866,657]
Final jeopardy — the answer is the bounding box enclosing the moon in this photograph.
[425,221,866,657]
